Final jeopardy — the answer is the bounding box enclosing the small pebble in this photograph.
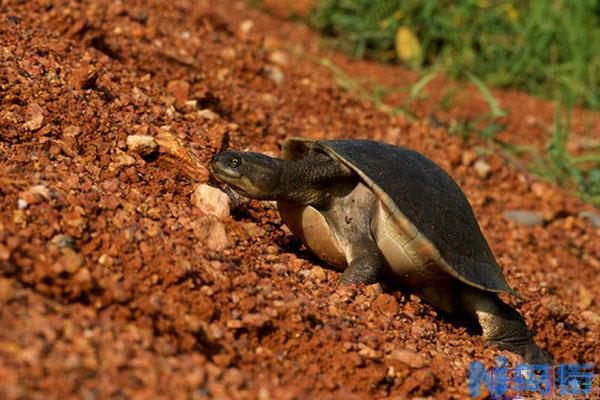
[98,254,114,266]
[51,234,74,249]
[579,211,600,228]
[0,278,15,304]
[242,313,270,328]
[540,296,569,320]
[23,102,44,131]
[132,87,150,105]
[166,80,190,102]
[206,219,230,251]
[55,248,85,274]
[503,210,544,227]
[221,368,245,389]
[388,349,428,368]
[221,48,236,60]
[461,150,477,166]
[265,66,284,85]
[126,134,158,157]
[473,159,491,179]
[18,185,52,208]
[63,125,81,137]
[198,109,219,120]
[257,387,271,400]
[75,267,92,286]
[364,283,383,300]
[581,310,600,326]
[227,320,243,329]
[111,149,136,170]
[191,184,230,219]
[269,50,289,66]
[357,345,378,360]
[309,266,326,282]
[239,20,254,34]
[372,293,399,317]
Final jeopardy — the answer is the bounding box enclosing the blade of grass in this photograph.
[406,70,438,103]
[466,72,507,119]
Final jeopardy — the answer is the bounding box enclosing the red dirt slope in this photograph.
[1,1,599,398]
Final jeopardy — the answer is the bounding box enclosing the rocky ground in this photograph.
[1,1,599,399]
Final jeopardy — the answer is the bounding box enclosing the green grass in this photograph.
[310,0,600,110]
[314,56,416,119]
[311,55,600,207]
[529,105,600,206]
[293,0,600,207]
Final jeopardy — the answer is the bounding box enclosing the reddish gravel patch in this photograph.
[1,1,599,399]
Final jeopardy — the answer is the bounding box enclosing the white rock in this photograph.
[579,211,600,228]
[24,103,44,131]
[503,210,544,227]
[269,50,289,66]
[126,134,158,156]
[110,149,136,171]
[24,114,43,131]
[191,184,230,219]
[197,109,219,120]
[17,199,28,209]
[240,20,254,34]
[473,159,491,179]
[132,87,149,105]
[18,184,52,208]
[265,66,284,85]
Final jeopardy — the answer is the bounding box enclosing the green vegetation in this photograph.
[310,0,600,109]
[294,0,600,206]
[448,98,600,207]
[311,54,600,206]
[529,106,600,206]
[314,57,415,119]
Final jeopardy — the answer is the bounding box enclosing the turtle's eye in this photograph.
[229,157,241,168]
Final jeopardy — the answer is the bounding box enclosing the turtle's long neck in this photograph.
[275,152,355,206]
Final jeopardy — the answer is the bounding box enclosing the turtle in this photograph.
[210,137,552,364]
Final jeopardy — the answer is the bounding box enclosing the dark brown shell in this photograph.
[283,137,517,295]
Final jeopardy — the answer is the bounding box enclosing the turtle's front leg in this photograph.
[339,240,383,285]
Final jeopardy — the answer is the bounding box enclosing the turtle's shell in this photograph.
[282,137,517,296]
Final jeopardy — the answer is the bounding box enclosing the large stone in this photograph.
[191,184,230,219]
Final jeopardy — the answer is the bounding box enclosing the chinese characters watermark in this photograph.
[468,357,597,399]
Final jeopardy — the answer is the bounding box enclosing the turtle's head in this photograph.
[210,150,282,200]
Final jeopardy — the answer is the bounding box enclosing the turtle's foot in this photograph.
[339,241,383,285]
[461,288,553,365]
[339,268,379,285]
[339,258,381,285]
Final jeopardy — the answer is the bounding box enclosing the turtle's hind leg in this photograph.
[339,239,383,285]
[461,287,553,365]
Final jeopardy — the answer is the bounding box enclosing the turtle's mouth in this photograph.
[209,150,282,200]
[210,159,242,181]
